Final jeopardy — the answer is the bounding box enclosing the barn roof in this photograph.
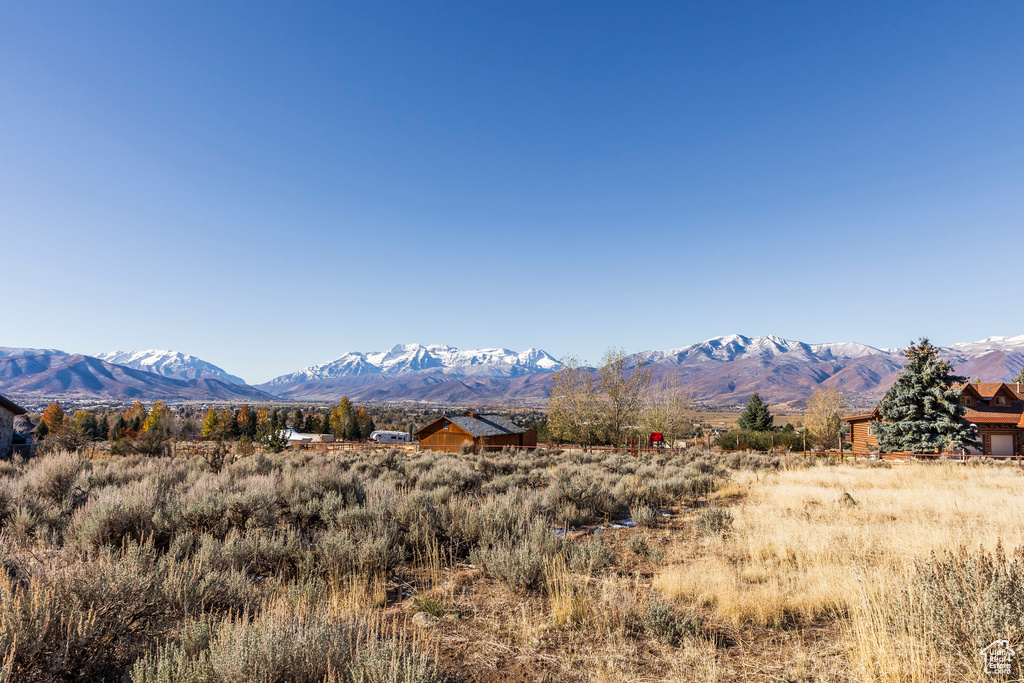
[0,394,26,417]
[446,413,526,437]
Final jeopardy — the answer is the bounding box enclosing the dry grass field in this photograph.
[1,448,1022,682]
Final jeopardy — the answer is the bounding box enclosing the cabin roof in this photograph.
[446,413,525,437]
[843,408,879,423]
[0,394,26,417]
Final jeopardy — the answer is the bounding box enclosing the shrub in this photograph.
[631,505,658,528]
[912,544,1024,659]
[693,506,733,536]
[639,599,705,646]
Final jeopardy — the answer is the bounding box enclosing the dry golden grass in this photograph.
[654,460,1024,681]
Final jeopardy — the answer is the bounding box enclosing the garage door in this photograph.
[991,435,1015,456]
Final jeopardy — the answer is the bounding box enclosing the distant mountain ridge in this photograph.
[2,335,1022,404]
[262,344,559,386]
[96,349,246,385]
[259,335,1024,404]
[0,354,274,402]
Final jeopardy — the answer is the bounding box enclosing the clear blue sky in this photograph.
[3,2,1022,383]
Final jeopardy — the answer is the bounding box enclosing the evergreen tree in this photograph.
[293,408,304,431]
[97,416,110,441]
[1014,365,1024,386]
[112,415,127,440]
[874,338,980,453]
[738,393,774,431]
[127,414,143,436]
[358,411,376,439]
[344,412,359,440]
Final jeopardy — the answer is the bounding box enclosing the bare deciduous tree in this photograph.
[596,348,651,446]
[804,387,847,450]
[547,355,600,444]
[638,377,695,445]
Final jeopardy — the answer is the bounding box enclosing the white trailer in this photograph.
[369,430,412,443]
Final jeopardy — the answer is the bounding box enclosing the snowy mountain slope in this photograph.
[96,349,246,386]
[0,347,68,358]
[0,354,274,401]
[262,344,562,390]
[261,335,1024,404]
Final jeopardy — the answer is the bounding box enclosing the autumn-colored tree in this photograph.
[803,387,847,450]
[201,408,219,439]
[41,402,66,432]
[143,401,173,436]
[236,405,257,439]
[330,398,354,438]
[217,407,239,440]
[124,400,148,425]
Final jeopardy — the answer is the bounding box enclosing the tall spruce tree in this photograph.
[873,338,980,453]
[738,393,774,431]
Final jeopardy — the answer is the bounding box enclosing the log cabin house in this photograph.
[845,382,1024,456]
[416,411,537,453]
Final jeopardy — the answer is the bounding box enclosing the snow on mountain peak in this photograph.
[96,349,246,385]
[267,344,564,384]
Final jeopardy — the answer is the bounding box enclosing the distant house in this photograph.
[416,411,537,453]
[0,393,27,458]
[846,382,1024,456]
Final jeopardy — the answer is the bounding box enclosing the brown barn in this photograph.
[416,412,537,453]
[845,382,1024,456]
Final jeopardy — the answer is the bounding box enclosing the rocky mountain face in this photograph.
[259,344,561,399]
[96,349,246,385]
[260,336,1024,404]
[0,354,274,402]
[0,347,68,358]
[2,336,1021,404]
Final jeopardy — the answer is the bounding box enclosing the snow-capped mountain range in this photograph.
[2,335,1022,403]
[642,334,887,365]
[96,349,247,386]
[265,344,560,385]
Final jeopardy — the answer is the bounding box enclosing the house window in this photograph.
[995,396,1007,406]
[867,425,874,436]
[960,396,972,406]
